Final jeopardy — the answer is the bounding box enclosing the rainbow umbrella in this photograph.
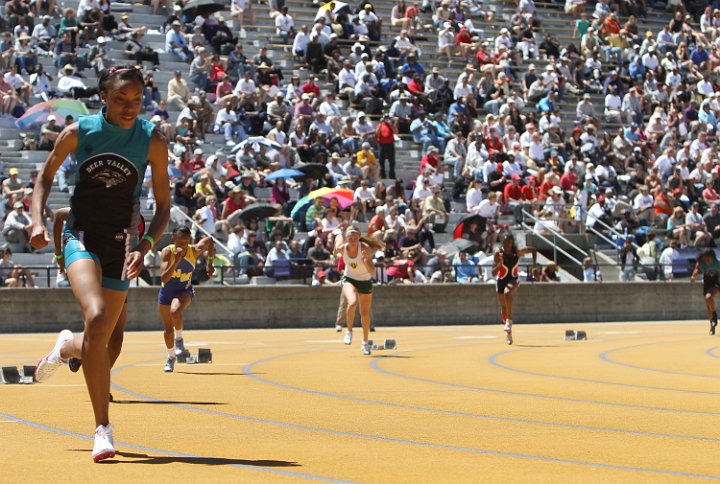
[16,99,89,129]
[291,187,354,218]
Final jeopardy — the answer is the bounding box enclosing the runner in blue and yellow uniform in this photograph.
[29,66,170,462]
[691,248,720,335]
[492,233,537,345]
[159,226,215,372]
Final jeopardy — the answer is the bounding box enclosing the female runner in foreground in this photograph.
[158,226,215,372]
[333,225,384,355]
[492,233,537,345]
[30,65,170,462]
[691,248,720,335]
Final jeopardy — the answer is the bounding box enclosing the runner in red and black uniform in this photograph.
[492,233,537,345]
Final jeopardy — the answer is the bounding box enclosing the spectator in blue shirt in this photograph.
[628,57,645,83]
[401,53,425,79]
[699,102,717,130]
[453,250,480,283]
[537,91,556,113]
[690,45,709,70]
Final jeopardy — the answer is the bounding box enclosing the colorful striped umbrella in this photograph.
[16,99,89,129]
[291,188,354,218]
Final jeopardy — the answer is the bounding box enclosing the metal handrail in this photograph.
[520,221,584,266]
[590,217,642,250]
[170,205,233,256]
[521,208,589,258]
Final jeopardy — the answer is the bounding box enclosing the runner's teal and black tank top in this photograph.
[700,257,720,275]
[68,108,154,232]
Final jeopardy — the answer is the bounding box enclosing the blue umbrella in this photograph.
[265,168,304,181]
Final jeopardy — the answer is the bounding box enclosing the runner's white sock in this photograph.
[167,348,175,358]
[175,330,183,339]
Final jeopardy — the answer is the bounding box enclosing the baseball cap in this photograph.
[194,148,203,155]
[9,168,18,176]
[597,195,605,203]
[551,186,563,195]
[13,201,23,209]
[47,115,56,122]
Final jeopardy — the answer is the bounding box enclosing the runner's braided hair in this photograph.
[98,65,145,94]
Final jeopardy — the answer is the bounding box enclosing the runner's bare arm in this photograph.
[30,124,78,249]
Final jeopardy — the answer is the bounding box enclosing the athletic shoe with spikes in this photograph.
[92,424,115,462]
[35,330,73,383]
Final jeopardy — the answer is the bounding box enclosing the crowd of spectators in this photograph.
[1,0,718,285]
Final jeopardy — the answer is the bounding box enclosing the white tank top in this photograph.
[343,243,372,281]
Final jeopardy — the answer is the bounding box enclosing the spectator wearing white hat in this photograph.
[165,20,193,63]
[2,200,32,252]
[39,114,61,151]
[57,64,97,100]
[86,35,109,74]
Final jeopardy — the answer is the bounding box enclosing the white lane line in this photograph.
[602,331,643,335]
[454,336,499,340]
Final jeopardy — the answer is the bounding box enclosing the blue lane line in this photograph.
[107,361,720,481]
[488,347,720,396]
[370,349,720,416]
[240,351,720,443]
[0,411,352,483]
[600,343,720,379]
[706,346,720,360]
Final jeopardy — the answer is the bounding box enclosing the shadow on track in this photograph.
[111,400,227,406]
[71,450,300,467]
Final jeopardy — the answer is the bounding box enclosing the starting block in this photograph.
[1,366,20,384]
[1,366,35,384]
[369,339,397,351]
[564,330,588,341]
[176,348,212,364]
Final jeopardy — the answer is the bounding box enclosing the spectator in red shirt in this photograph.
[368,206,387,235]
[560,167,578,192]
[604,13,621,35]
[475,43,493,66]
[455,26,473,59]
[221,186,256,221]
[189,148,206,173]
[521,176,538,203]
[407,73,425,96]
[301,75,321,101]
[419,146,440,173]
[538,169,557,200]
[504,174,523,203]
[375,114,397,179]
[485,127,502,153]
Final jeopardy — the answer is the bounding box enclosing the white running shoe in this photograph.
[92,424,115,462]
[503,320,512,332]
[335,325,342,332]
[163,357,176,373]
[506,332,513,345]
[343,329,352,345]
[361,341,372,355]
[35,329,73,383]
